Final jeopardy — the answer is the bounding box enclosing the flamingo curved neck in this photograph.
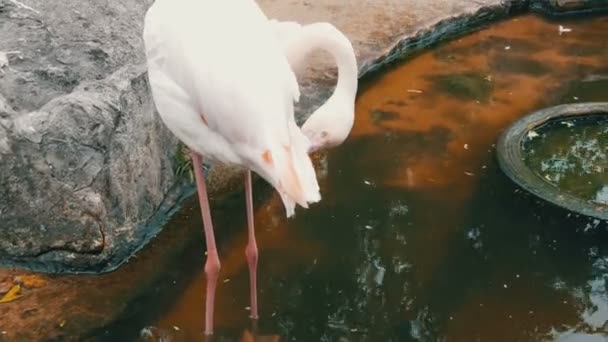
[287,22,358,104]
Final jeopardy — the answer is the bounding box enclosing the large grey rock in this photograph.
[0,0,183,272]
[0,64,182,272]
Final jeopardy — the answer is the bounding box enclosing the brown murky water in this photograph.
[92,14,608,341]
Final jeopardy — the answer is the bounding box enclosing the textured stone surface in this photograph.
[531,0,608,15]
[0,0,181,272]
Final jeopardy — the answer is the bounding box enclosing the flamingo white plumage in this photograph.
[268,20,358,216]
[143,0,321,335]
[143,0,358,336]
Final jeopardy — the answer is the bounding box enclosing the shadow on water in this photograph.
[93,14,608,341]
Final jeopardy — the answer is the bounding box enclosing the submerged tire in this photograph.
[496,102,608,221]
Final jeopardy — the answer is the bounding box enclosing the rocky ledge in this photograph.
[531,0,608,16]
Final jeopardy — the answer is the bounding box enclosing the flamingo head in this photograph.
[301,96,354,152]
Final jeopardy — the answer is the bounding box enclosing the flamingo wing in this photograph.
[147,0,298,144]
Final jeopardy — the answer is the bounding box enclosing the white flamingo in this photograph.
[143,0,357,335]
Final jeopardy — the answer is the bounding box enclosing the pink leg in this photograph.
[244,170,259,319]
[191,153,221,335]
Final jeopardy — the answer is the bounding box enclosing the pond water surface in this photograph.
[524,115,608,206]
[98,14,608,342]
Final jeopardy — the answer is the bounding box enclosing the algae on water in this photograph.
[524,116,608,205]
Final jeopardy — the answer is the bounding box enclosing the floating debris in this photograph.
[558,25,572,35]
[0,284,21,303]
[467,227,481,240]
[139,326,172,341]
[467,227,483,250]
[527,130,539,139]
[14,275,47,289]
[388,201,409,217]
[560,121,574,128]
[406,89,423,93]
[594,186,608,205]
[373,260,386,286]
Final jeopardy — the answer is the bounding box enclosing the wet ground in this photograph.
[2,13,608,342]
[524,114,608,206]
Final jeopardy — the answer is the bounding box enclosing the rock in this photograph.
[555,0,589,9]
[0,60,184,273]
[0,279,11,294]
[0,0,184,273]
[531,0,608,15]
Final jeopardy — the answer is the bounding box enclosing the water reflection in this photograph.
[524,115,608,204]
[101,14,608,341]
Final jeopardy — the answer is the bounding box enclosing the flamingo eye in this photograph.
[320,131,328,138]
